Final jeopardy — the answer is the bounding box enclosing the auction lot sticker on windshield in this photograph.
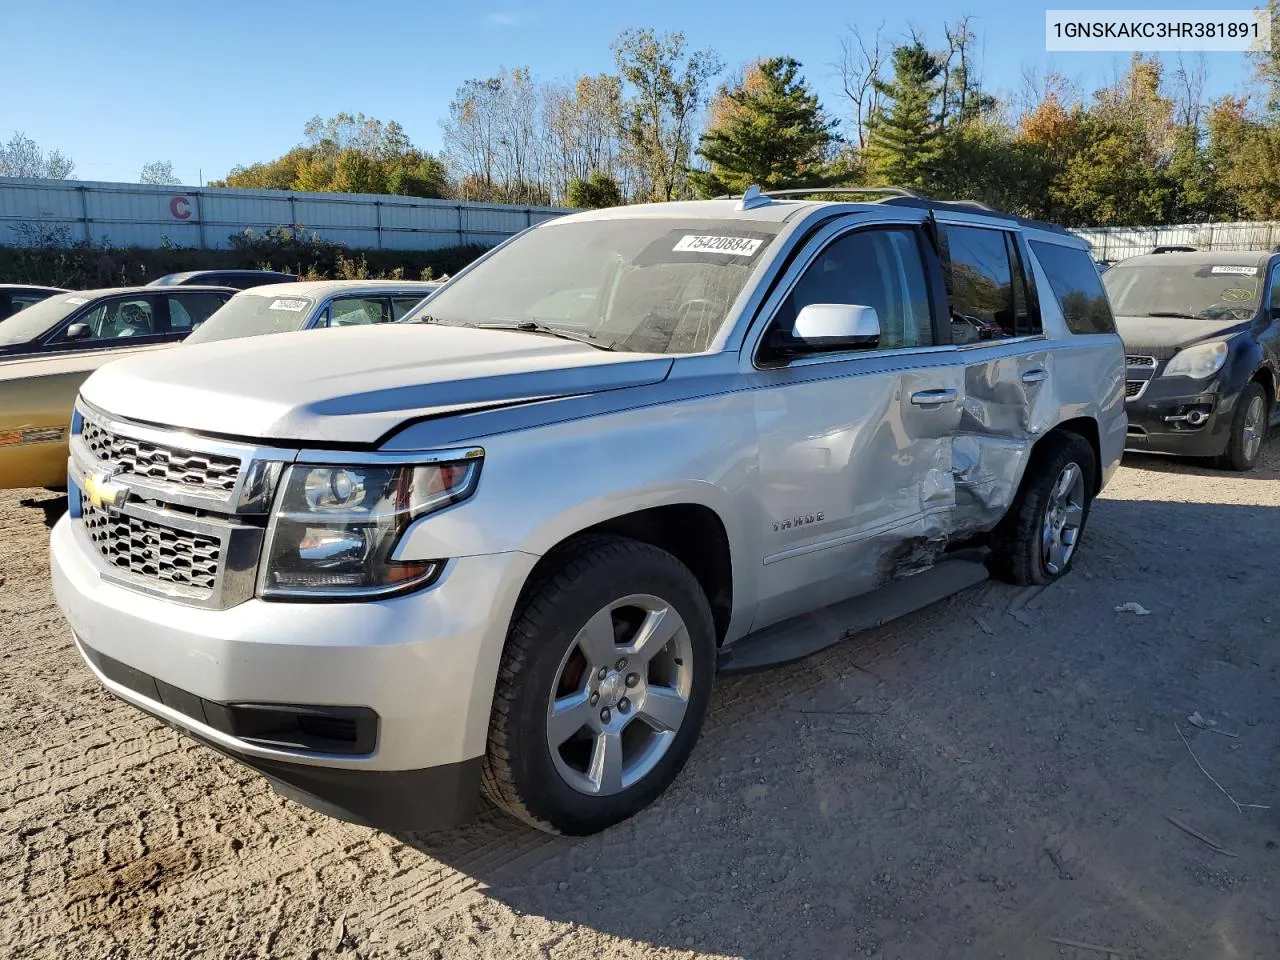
[64,297,88,305]
[673,235,763,257]
[268,298,310,312]
[1210,265,1259,275]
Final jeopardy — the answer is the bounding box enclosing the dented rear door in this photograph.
[746,221,964,632]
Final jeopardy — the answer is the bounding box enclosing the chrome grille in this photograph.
[1125,355,1156,367]
[1125,381,1144,398]
[82,418,241,492]
[82,503,220,593]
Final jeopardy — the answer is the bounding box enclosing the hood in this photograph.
[79,324,674,445]
[1114,315,1249,357]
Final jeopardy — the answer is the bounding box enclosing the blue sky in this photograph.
[3,0,1262,185]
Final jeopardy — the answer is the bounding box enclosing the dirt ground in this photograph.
[2,445,1278,960]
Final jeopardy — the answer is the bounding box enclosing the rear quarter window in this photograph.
[1029,240,1116,334]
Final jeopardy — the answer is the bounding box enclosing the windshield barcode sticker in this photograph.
[1210,265,1257,275]
[673,235,763,257]
[268,298,309,312]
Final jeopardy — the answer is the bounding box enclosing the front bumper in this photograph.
[1124,378,1234,458]
[51,514,538,830]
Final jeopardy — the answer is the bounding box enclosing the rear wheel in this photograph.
[482,536,715,835]
[1217,383,1267,472]
[989,432,1097,586]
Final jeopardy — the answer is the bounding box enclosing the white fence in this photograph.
[1072,220,1280,261]
[0,177,570,251]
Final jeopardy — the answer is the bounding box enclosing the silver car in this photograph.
[51,188,1125,835]
[183,279,441,344]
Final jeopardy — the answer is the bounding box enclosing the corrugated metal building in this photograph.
[0,177,569,250]
[1072,221,1280,261]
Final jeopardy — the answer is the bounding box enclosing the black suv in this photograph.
[1103,251,1279,470]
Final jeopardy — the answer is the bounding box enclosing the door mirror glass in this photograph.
[64,322,91,341]
[793,303,880,350]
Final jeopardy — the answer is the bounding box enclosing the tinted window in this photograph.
[168,292,228,330]
[73,297,157,342]
[1268,264,1280,314]
[1032,241,1117,334]
[943,225,1029,343]
[772,227,934,353]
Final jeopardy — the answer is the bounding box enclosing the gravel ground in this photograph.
[2,445,1278,960]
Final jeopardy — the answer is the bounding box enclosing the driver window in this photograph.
[321,297,389,328]
[71,298,157,342]
[770,228,934,353]
[1270,266,1280,316]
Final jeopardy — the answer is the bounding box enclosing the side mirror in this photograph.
[64,322,91,341]
[792,303,880,350]
[190,320,205,331]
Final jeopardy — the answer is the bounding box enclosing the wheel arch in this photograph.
[1046,416,1103,493]
[1251,365,1276,409]
[521,503,735,646]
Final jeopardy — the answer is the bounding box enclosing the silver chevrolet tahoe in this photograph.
[51,187,1126,835]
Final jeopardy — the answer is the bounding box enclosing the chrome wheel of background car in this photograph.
[1042,462,1085,575]
[1242,395,1265,463]
[546,594,694,797]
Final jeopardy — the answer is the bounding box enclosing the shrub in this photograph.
[0,221,489,289]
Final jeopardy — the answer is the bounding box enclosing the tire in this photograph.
[989,431,1097,586]
[481,535,716,835]
[1216,383,1267,472]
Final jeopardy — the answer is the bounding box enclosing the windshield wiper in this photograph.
[1144,311,1203,320]
[474,320,615,351]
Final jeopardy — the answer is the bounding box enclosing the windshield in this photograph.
[1102,262,1263,321]
[184,294,316,344]
[413,218,780,353]
[0,293,89,345]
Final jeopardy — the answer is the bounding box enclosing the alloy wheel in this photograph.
[1042,462,1085,575]
[546,594,694,796]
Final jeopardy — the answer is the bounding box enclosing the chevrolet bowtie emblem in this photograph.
[83,466,128,510]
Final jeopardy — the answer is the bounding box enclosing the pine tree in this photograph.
[689,57,837,197]
[862,42,942,190]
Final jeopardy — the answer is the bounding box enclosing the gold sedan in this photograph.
[0,286,233,489]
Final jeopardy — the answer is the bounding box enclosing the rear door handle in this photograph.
[910,388,958,406]
[1021,369,1048,384]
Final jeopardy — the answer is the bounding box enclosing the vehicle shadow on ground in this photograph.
[19,493,68,528]
[1122,437,1280,481]
[394,495,1280,960]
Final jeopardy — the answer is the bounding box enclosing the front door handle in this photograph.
[1021,369,1048,384]
[910,388,958,406]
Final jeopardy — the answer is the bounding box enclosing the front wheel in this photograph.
[989,432,1097,586]
[482,536,715,835]
[1217,383,1267,472]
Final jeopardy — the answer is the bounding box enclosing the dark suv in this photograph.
[148,270,298,290]
[1103,251,1279,470]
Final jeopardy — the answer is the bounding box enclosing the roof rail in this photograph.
[713,184,1069,235]
[758,186,925,199]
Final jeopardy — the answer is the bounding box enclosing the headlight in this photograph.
[259,454,481,600]
[1163,341,1228,379]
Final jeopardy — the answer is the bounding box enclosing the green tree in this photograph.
[217,114,448,198]
[689,57,837,197]
[861,42,942,190]
[613,28,722,200]
[565,171,623,208]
